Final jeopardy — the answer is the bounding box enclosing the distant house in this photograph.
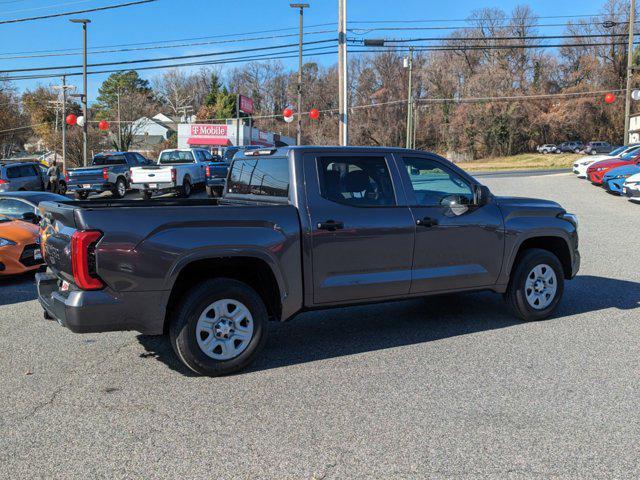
[130,113,180,153]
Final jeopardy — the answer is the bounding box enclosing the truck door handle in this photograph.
[416,216,438,227]
[317,220,344,231]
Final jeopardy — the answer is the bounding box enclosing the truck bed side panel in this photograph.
[75,204,303,320]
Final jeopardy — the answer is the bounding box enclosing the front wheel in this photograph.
[169,278,268,376]
[505,248,565,322]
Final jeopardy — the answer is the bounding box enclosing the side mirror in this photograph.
[474,185,491,206]
[22,211,39,224]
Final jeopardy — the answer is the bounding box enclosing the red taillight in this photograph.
[171,168,177,183]
[205,165,211,178]
[102,168,108,180]
[71,230,104,290]
[0,179,7,184]
[65,173,70,183]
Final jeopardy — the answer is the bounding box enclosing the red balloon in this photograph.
[66,114,77,125]
[283,108,293,118]
[605,93,616,104]
[98,120,110,131]
[309,108,320,120]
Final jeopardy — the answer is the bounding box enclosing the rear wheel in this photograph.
[169,278,268,376]
[75,191,89,200]
[206,185,222,197]
[505,248,564,321]
[112,177,126,199]
[180,178,192,198]
[141,189,152,200]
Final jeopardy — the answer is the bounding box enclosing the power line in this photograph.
[0,22,336,57]
[1,46,338,81]
[0,38,337,74]
[357,32,637,43]
[350,40,640,52]
[0,0,96,15]
[349,13,631,24]
[0,0,158,25]
[0,29,335,60]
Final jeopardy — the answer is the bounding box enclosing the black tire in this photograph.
[206,185,222,198]
[58,181,67,195]
[141,189,152,200]
[180,178,192,198]
[75,191,89,200]
[169,278,268,377]
[112,177,126,199]
[43,310,53,320]
[505,248,565,322]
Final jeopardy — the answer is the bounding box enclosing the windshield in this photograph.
[620,146,640,159]
[92,155,126,166]
[159,151,194,164]
[610,146,626,156]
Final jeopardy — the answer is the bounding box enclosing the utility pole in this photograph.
[116,89,122,150]
[70,18,91,165]
[625,0,636,145]
[52,76,75,174]
[338,0,348,145]
[291,3,309,146]
[404,47,414,149]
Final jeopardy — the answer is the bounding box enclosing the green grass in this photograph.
[456,153,580,172]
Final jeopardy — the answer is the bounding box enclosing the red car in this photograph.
[587,154,640,185]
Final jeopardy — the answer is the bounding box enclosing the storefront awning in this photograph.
[187,137,231,146]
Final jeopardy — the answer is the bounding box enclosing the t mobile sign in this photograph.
[190,124,228,137]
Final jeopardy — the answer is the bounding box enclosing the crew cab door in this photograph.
[396,154,504,293]
[304,152,415,304]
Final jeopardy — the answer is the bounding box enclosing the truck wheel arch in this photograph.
[163,253,286,333]
[508,235,573,280]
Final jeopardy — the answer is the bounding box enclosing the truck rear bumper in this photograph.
[130,182,175,191]
[37,271,166,335]
[67,182,113,194]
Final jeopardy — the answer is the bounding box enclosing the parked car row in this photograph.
[572,143,640,201]
[537,141,615,155]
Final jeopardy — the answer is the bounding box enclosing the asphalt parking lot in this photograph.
[1,172,639,479]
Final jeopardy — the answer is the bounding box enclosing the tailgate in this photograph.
[131,166,173,183]
[39,201,78,280]
[67,167,105,184]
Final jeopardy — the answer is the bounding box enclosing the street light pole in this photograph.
[70,18,91,165]
[338,0,348,145]
[291,3,309,146]
[624,0,636,145]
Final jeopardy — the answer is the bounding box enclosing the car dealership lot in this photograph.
[1,172,639,479]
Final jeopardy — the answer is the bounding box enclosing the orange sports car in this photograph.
[0,214,43,275]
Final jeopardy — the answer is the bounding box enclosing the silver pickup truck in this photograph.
[37,146,580,376]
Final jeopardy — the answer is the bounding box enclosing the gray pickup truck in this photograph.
[37,146,580,376]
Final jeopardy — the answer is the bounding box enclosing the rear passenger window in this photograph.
[6,167,20,179]
[227,158,289,199]
[317,156,396,206]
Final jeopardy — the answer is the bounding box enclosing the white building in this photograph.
[630,114,640,144]
[176,120,294,150]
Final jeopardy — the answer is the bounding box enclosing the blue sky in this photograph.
[0,0,609,101]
